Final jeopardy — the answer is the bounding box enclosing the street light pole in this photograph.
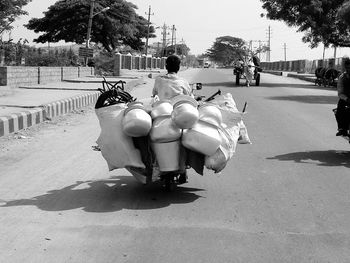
[84,1,109,66]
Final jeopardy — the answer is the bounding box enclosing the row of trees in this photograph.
[205,0,350,66]
[25,0,155,53]
[3,0,350,68]
[260,0,350,48]
[0,0,196,70]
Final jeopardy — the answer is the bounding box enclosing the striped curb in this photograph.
[0,108,45,137]
[43,91,100,119]
[0,91,100,137]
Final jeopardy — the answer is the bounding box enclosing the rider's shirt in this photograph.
[337,72,350,103]
[152,73,192,100]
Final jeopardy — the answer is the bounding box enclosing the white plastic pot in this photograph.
[182,120,221,156]
[149,115,182,143]
[198,104,222,127]
[152,140,180,172]
[122,102,152,137]
[150,100,173,119]
[171,100,199,129]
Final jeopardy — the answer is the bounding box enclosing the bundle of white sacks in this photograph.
[95,93,251,181]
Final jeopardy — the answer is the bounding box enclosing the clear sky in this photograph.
[7,0,350,62]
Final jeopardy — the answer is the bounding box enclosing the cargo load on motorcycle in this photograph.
[94,78,251,190]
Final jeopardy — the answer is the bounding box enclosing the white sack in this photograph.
[237,120,252,144]
[209,93,242,127]
[204,125,240,173]
[96,104,145,171]
[204,147,228,173]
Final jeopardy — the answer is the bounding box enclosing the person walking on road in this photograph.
[335,57,350,137]
[244,58,255,87]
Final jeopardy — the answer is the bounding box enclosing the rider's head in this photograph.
[343,57,350,73]
[166,55,181,73]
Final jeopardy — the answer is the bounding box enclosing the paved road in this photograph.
[1,69,349,263]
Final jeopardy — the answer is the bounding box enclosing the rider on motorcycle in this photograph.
[152,55,192,100]
[335,57,350,137]
[152,54,193,183]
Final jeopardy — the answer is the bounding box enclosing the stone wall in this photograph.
[0,66,94,88]
[113,53,167,76]
[261,57,346,73]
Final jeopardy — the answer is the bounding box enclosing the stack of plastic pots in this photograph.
[182,103,223,156]
[149,100,182,172]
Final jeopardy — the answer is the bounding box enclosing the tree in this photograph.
[337,1,350,27]
[260,0,350,48]
[163,43,190,57]
[206,36,247,66]
[25,0,155,52]
[0,0,31,35]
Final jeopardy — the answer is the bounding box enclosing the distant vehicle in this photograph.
[204,62,211,68]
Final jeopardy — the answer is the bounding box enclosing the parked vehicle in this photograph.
[333,105,350,143]
[204,62,211,68]
[315,67,340,87]
[94,79,234,191]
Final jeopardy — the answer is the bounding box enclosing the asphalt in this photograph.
[0,69,316,137]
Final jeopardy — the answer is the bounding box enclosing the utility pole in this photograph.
[145,5,154,56]
[171,25,177,54]
[161,23,170,56]
[266,25,272,62]
[258,40,261,60]
[86,0,95,49]
[283,43,287,61]
[174,26,177,55]
[322,44,326,62]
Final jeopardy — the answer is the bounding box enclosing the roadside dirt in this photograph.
[0,106,94,157]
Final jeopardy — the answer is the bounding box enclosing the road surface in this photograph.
[1,68,349,263]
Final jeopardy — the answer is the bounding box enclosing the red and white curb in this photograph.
[0,91,100,137]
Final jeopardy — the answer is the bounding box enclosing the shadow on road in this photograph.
[202,81,236,88]
[263,82,336,90]
[267,150,350,168]
[267,95,338,104]
[0,175,204,212]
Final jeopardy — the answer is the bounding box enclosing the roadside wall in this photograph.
[0,66,94,88]
[260,57,346,73]
[113,53,166,76]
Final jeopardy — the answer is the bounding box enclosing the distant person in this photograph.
[244,58,255,87]
[152,55,192,100]
[335,57,350,137]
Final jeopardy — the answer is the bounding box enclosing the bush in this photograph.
[93,52,115,76]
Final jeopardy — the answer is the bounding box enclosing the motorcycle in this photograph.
[333,105,350,142]
[93,78,227,191]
